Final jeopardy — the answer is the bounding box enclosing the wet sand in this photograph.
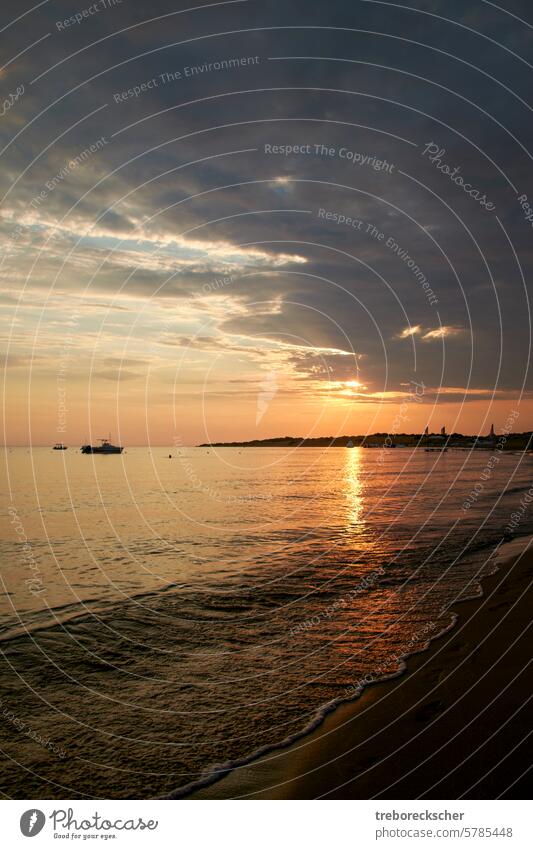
[191,537,532,799]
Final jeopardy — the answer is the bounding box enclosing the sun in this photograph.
[330,379,369,397]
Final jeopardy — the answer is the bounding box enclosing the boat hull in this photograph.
[81,445,123,454]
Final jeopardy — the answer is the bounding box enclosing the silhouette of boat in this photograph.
[53,443,67,450]
[81,437,123,455]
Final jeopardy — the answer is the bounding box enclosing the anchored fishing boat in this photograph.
[81,436,123,455]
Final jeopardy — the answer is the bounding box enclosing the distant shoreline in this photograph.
[4,433,533,450]
[199,432,533,450]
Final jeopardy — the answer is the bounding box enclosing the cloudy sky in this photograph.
[1,0,532,444]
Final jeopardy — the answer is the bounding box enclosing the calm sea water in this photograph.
[1,446,532,797]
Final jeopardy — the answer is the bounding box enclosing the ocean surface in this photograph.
[1,445,532,798]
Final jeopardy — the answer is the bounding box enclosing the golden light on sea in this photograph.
[344,447,365,529]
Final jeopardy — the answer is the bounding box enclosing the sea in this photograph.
[1,445,532,798]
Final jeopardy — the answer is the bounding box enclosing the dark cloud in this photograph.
[1,0,531,399]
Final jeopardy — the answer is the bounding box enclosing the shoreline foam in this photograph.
[182,533,532,799]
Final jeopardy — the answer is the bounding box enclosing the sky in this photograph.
[1,0,532,445]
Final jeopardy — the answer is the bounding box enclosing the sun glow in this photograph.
[333,379,369,397]
[344,447,365,529]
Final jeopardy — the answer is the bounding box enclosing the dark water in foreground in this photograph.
[1,446,532,798]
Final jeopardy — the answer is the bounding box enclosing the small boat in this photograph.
[53,443,67,450]
[424,447,448,452]
[81,437,123,455]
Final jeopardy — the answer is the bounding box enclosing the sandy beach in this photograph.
[191,536,532,799]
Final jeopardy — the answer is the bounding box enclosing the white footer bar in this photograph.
[1,799,529,848]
